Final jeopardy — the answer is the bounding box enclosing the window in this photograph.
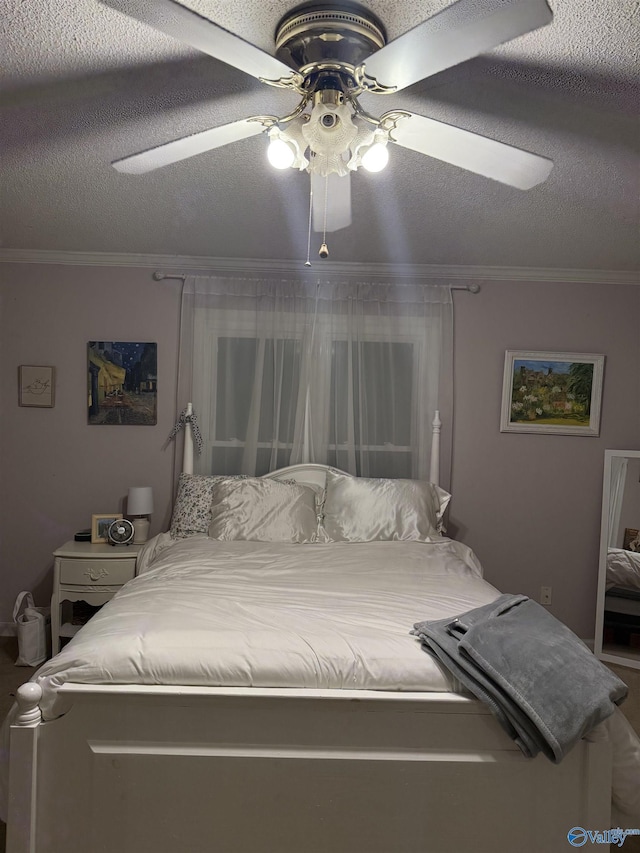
[214,335,302,474]
[195,308,425,477]
[328,339,416,477]
[182,277,451,482]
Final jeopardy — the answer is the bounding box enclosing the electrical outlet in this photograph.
[540,586,552,606]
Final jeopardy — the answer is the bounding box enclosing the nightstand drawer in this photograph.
[59,558,136,586]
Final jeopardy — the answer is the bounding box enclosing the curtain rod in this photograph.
[152,271,479,292]
[153,272,186,282]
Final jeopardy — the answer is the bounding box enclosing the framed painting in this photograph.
[18,365,55,408]
[91,514,122,544]
[623,528,640,553]
[500,351,605,436]
[88,342,157,425]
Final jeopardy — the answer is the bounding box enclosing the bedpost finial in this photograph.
[15,683,43,726]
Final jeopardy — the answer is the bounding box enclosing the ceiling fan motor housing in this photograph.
[275,2,387,91]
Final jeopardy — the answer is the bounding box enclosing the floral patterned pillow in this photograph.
[170,473,248,538]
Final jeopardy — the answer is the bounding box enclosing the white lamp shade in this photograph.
[128,486,154,516]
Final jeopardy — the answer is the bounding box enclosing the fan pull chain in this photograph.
[319,170,329,258]
[304,174,313,266]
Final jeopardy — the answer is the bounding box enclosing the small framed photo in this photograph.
[91,514,122,544]
[19,365,55,408]
[500,351,605,436]
[623,528,640,553]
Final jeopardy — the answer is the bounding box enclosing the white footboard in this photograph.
[8,683,611,853]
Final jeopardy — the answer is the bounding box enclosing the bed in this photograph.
[603,548,640,656]
[606,548,640,595]
[4,414,640,853]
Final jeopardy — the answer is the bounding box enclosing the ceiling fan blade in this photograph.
[311,172,352,233]
[361,0,552,93]
[99,0,298,85]
[112,118,268,174]
[389,112,553,189]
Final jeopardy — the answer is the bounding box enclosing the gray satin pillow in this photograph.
[321,470,451,542]
[208,477,319,543]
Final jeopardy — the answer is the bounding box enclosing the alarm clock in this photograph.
[107,518,135,546]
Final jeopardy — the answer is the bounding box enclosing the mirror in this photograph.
[595,449,640,670]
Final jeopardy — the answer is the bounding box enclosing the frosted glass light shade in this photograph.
[128,486,154,516]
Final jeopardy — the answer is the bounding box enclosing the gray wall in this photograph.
[0,264,182,622]
[1,263,638,639]
[450,280,639,637]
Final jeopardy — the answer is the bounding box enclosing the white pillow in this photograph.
[321,469,450,543]
[208,477,319,543]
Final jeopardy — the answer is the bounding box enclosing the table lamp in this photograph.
[127,486,154,544]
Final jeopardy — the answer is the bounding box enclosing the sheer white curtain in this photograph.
[608,457,628,548]
[177,274,453,486]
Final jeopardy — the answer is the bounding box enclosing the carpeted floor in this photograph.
[0,638,38,721]
[0,637,638,852]
[609,662,640,738]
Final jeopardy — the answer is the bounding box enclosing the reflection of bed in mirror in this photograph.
[595,451,640,669]
[603,549,640,660]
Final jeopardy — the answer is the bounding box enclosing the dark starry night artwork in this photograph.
[88,341,157,425]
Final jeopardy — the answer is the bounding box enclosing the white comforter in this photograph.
[8,534,640,821]
[607,547,640,593]
[34,535,500,720]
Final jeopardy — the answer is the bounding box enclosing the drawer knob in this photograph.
[85,567,109,582]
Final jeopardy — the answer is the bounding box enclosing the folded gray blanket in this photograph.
[412,594,628,763]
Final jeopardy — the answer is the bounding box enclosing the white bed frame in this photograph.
[7,409,612,853]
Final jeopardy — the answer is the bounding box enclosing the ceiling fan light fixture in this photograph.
[103,0,556,242]
[361,139,389,173]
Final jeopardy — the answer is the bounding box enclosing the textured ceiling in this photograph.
[1,0,638,271]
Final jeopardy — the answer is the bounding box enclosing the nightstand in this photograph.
[51,540,142,654]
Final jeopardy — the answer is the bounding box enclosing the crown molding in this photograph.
[0,249,637,285]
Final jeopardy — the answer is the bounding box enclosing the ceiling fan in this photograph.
[101,0,555,249]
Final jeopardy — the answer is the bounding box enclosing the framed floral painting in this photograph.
[623,528,640,553]
[500,351,605,436]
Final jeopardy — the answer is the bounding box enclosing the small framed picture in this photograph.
[19,365,55,408]
[500,351,605,436]
[623,528,640,553]
[91,514,122,544]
